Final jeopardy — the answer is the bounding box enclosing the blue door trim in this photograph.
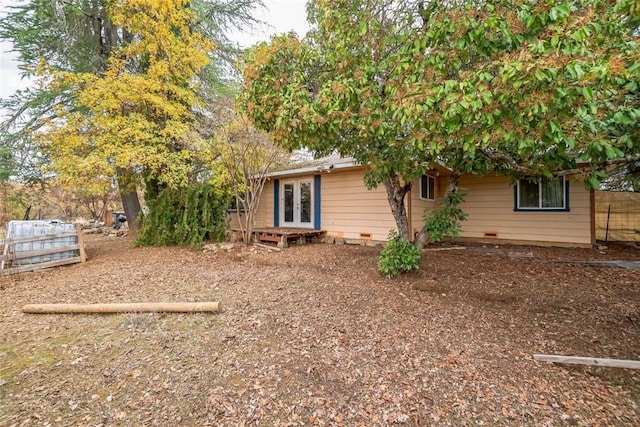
[273,179,279,227]
[314,175,321,230]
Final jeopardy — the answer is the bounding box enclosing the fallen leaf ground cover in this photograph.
[0,235,638,426]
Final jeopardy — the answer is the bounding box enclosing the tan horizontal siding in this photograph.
[461,220,590,232]
[323,199,391,209]
[253,181,275,228]
[456,175,592,245]
[252,169,592,246]
[228,212,242,229]
[460,208,591,217]
[322,176,371,187]
[323,193,390,202]
[322,211,395,221]
[410,174,450,236]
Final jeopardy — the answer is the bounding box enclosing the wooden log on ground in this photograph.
[76,223,87,262]
[4,257,83,276]
[22,301,222,314]
[10,244,80,260]
[533,354,640,370]
[253,242,282,252]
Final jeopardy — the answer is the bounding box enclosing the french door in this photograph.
[282,179,313,228]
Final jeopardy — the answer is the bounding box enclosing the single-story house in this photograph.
[239,156,595,247]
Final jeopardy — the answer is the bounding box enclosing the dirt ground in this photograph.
[0,235,639,426]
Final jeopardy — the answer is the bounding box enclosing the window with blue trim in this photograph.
[515,177,568,211]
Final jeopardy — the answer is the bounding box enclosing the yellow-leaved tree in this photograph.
[38,0,213,232]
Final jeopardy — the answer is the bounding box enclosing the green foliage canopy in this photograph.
[239,0,640,241]
[398,0,640,187]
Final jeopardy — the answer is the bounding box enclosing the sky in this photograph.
[0,0,310,117]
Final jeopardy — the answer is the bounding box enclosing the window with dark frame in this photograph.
[420,175,436,200]
[515,177,568,211]
[227,193,250,213]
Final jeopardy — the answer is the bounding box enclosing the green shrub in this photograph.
[424,188,467,243]
[136,183,230,248]
[377,229,422,278]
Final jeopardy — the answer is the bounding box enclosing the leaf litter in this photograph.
[0,235,638,426]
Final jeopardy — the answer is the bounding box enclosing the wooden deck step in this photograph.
[232,228,325,248]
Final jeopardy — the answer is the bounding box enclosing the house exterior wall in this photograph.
[242,170,397,240]
[229,180,276,230]
[228,211,242,229]
[321,169,397,241]
[453,174,592,246]
[246,169,593,247]
[253,179,275,228]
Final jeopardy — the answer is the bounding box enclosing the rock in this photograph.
[507,251,534,258]
[469,247,503,255]
[344,239,364,245]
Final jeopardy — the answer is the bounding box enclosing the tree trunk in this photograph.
[22,301,221,314]
[243,209,253,245]
[116,169,142,233]
[237,195,251,245]
[413,171,462,248]
[382,171,412,241]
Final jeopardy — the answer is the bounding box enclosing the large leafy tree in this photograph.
[33,0,213,231]
[0,0,112,183]
[207,101,290,244]
[240,2,434,243]
[239,0,640,245]
[1,0,264,230]
[39,0,213,230]
[399,0,640,186]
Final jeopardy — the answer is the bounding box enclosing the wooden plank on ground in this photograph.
[533,354,640,370]
[6,232,79,245]
[1,234,9,270]
[3,256,82,275]
[257,235,281,243]
[253,242,282,252]
[76,223,87,262]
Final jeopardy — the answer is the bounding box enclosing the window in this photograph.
[420,175,436,200]
[515,177,568,211]
[227,193,250,213]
